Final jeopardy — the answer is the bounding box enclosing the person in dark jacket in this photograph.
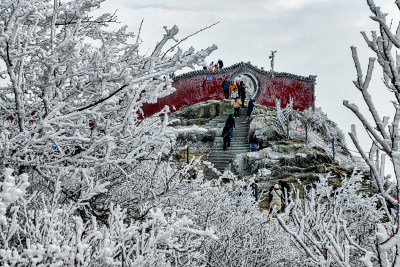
[278,180,291,211]
[249,134,259,151]
[239,81,246,108]
[225,114,235,139]
[218,59,224,69]
[250,180,259,201]
[246,99,255,122]
[222,77,230,99]
[222,125,231,150]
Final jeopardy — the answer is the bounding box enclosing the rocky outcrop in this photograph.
[233,141,335,178]
[248,110,285,142]
[231,140,358,210]
[170,100,366,211]
[171,100,233,126]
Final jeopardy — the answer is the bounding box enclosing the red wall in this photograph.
[256,76,315,111]
[141,63,315,117]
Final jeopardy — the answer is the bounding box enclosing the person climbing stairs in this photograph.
[205,109,250,173]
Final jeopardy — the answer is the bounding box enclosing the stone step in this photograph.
[203,103,251,176]
[223,140,249,143]
[215,139,248,142]
[211,151,249,155]
[211,131,248,135]
[215,133,249,137]
[209,149,248,154]
[209,152,248,158]
[215,144,249,147]
[213,143,249,147]
[212,165,234,169]
[213,144,249,148]
[213,149,249,152]
[210,160,230,165]
[208,156,235,159]
[212,149,249,152]
[211,160,233,164]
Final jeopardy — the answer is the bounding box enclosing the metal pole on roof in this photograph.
[269,50,277,73]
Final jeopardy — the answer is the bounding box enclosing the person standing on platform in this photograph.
[222,77,230,99]
[231,82,239,102]
[218,59,224,69]
[239,81,246,108]
[229,81,238,100]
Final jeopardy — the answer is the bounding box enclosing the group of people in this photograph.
[222,78,246,105]
[205,59,224,70]
[222,78,256,121]
[222,79,245,120]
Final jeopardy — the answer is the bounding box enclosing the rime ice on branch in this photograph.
[277,1,400,266]
[0,0,223,265]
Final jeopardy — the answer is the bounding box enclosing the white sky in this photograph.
[99,0,399,174]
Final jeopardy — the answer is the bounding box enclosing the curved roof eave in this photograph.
[173,61,317,83]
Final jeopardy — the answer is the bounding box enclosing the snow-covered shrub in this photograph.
[165,176,311,266]
[0,0,222,265]
[279,2,400,265]
[0,0,216,207]
[0,167,219,265]
[278,173,383,266]
[301,107,346,147]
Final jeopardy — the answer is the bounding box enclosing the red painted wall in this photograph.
[141,63,315,117]
[256,76,315,111]
[141,73,229,116]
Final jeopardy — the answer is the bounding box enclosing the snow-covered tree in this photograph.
[0,0,224,265]
[343,0,400,265]
[278,1,400,266]
[277,174,383,266]
[0,0,215,215]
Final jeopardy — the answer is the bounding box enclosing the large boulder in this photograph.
[172,100,232,125]
[249,114,283,142]
[176,126,218,142]
[231,140,342,192]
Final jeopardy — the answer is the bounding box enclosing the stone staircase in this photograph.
[205,109,250,173]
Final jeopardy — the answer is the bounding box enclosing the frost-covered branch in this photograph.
[277,174,381,266]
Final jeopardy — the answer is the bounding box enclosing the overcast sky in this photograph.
[103,0,398,170]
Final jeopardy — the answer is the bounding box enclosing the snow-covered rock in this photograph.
[171,100,232,125]
[249,113,283,142]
